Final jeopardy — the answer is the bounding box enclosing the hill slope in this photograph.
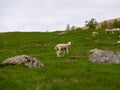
[82,17,120,29]
[96,17,120,28]
[0,29,120,90]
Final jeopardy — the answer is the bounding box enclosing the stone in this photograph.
[89,48,120,63]
[2,55,44,68]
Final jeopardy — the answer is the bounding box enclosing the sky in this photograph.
[0,0,120,32]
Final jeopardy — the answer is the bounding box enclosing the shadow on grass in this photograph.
[0,64,6,68]
[0,64,17,68]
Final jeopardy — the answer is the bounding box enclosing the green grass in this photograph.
[0,29,120,90]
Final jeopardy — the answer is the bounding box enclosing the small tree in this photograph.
[71,25,76,30]
[66,24,70,31]
[85,18,97,29]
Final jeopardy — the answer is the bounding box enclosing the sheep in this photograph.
[55,42,71,57]
[92,32,99,36]
[105,28,120,34]
[112,28,120,31]
[105,29,114,34]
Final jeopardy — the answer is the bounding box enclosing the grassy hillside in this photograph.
[82,17,120,29]
[96,17,120,28]
[0,29,120,90]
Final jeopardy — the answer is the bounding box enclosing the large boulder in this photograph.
[89,48,120,63]
[2,55,44,68]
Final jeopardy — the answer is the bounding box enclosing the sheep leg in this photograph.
[56,50,61,57]
[66,48,69,55]
[63,50,66,56]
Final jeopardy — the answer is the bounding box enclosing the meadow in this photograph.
[0,29,120,90]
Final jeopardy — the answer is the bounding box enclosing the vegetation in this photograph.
[84,18,120,29]
[85,18,97,29]
[101,19,120,29]
[112,19,120,28]
[0,29,120,90]
[65,24,77,31]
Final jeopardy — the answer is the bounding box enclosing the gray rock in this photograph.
[25,57,44,68]
[2,55,44,68]
[89,48,120,63]
[57,32,66,36]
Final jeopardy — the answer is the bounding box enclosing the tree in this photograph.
[71,25,76,30]
[85,18,97,29]
[66,24,70,31]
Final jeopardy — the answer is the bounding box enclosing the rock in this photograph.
[57,32,66,36]
[25,58,44,68]
[2,55,44,68]
[89,48,120,63]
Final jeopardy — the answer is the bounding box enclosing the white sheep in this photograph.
[55,42,71,57]
[92,32,99,36]
[112,28,120,31]
[105,29,114,34]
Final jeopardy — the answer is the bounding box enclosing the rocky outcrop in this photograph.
[2,55,44,68]
[89,48,120,63]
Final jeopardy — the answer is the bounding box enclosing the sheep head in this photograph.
[68,42,71,46]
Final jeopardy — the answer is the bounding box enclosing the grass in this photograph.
[0,29,120,90]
